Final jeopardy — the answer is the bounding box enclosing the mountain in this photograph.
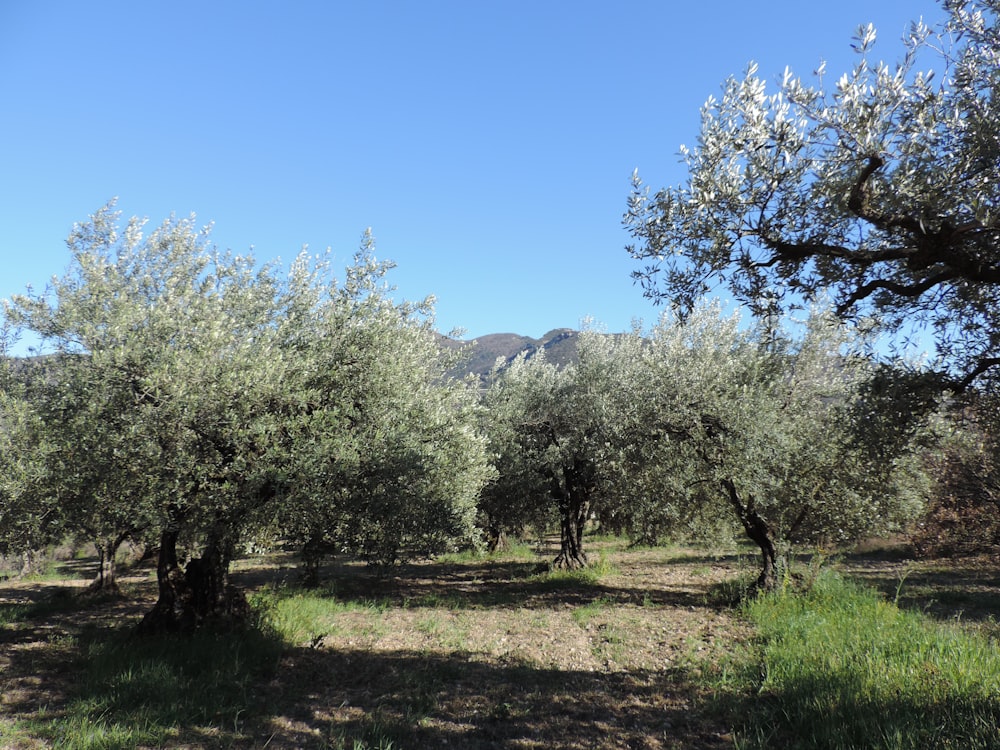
[6,331,584,389]
[442,328,580,383]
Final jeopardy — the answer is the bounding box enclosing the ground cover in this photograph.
[0,539,997,749]
[723,569,1000,749]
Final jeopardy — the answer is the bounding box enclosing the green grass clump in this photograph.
[571,596,615,627]
[252,587,389,645]
[535,552,621,586]
[726,571,1000,749]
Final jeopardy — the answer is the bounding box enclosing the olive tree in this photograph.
[3,206,493,624]
[273,243,492,582]
[0,353,157,589]
[482,331,629,568]
[626,0,1000,389]
[621,304,931,589]
[4,204,292,630]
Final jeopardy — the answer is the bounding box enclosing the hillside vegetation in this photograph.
[442,328,581,383]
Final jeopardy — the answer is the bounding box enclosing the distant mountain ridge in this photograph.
[443,328,580,382]
[6,331,584,387]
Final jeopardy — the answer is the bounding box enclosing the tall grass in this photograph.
[722,571,1000,749]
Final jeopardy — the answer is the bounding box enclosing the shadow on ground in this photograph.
[256,645,731,750]
[251,550,742,614]
[838,551,1000,630]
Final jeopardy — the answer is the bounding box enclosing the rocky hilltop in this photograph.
[443,328,580,383]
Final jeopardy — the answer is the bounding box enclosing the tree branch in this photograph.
[836,269,958,315]
[958,358,1000,392]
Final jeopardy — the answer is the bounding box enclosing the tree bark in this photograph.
[300,535,325,588]
[19,549,36,577]
[136,523,248,635]
[88,533,127,592]
[721,479,781,592]
[552,464,590,570]
[485,525,510,554]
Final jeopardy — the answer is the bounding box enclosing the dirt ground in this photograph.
[247,545,749,749]
[2,540,997,749]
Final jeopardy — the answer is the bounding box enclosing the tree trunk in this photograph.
[300,535,325,588]
[486,528,510,553]
[552,465,590,570]
[136,527,186,634]
[19,549,35,577]
[484,514,511,553]
[88,533,128,592]
[136,523,248,635]
[721,479,781,592]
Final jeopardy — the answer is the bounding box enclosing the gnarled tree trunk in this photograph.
[136,523,248,635]
[722,478,781,592]
[88,532,129,592]
[552,462,592,570]
[485,520,510,553]
[19,549,36,577]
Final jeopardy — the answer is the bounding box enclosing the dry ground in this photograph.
[1,540,997,749]
[248,544,748,749]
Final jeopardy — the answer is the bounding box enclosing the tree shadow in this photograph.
[1,547,744,748]
[0,615,284,748]
[1,605,733,749]
[838,553,1000,628]
[255,646,733,750]
[253,554,736,613]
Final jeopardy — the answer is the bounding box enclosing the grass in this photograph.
[252,586,390,646]
[532,550,621,586]
[713,570,1000,749]
[7,624,284,749]
[435,541,537,564]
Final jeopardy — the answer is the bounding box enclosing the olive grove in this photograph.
[0,204,491,630]
[614,305,935,589]
[479,308,937,587]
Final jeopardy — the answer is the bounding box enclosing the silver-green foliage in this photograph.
[626,1,1000,387]
[0,204,490,578]
[481,330,628,565]
[481,308,934,579]
[274,236,492,566]
[610,304,933,585]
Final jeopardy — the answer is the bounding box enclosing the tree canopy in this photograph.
[609,305,936,588]
[625,0,1000,389]
[1,204,491,629]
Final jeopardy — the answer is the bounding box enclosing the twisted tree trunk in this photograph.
[552,463,591,570]
[88,532,128,592]
[136,522,248,635]
[722,478,781,592]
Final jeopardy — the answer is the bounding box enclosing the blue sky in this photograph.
[1,1,945,349]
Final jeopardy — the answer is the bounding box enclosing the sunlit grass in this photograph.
[252,587,389,646]
[715,571,1000,749]
[435,541,538,564]
[534,551,621,586]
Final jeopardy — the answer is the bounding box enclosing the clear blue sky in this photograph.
[1,1,945,349]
